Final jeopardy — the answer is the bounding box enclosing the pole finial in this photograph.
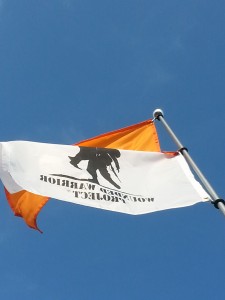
[153,108,164,119]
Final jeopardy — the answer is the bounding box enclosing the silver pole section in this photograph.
[153,108,225,216]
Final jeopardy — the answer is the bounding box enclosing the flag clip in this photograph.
[178,147,188,154]
[213,199,225,209]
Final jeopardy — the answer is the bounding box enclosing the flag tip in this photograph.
[153,108,164,119]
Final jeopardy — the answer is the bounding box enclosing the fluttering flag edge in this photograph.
[4,188,49,232]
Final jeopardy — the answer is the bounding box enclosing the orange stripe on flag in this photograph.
[4,119,160,231]
[76,119,160,152]
[5,188,48,232]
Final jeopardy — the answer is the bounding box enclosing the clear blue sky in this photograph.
[0,1,225,299]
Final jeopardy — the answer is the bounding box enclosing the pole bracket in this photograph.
[178,147,188,154]
[213,199,225,209]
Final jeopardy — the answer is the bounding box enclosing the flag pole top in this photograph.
[153,108,164,119]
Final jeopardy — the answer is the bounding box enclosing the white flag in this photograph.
[0,141,210,215]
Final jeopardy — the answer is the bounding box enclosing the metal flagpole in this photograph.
[153,108,225,217]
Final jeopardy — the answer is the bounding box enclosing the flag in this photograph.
[0,120,210,231]
[1,120,160,231]
[0,140,209,213]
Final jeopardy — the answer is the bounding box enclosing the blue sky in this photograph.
[0,0,225,299]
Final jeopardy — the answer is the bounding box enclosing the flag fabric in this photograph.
[1,120,160,231]
[0,140,209,216]
[75,119,160,151]
[0,120,210,231]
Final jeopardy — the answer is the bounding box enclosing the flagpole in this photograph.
[153,108,225,216]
